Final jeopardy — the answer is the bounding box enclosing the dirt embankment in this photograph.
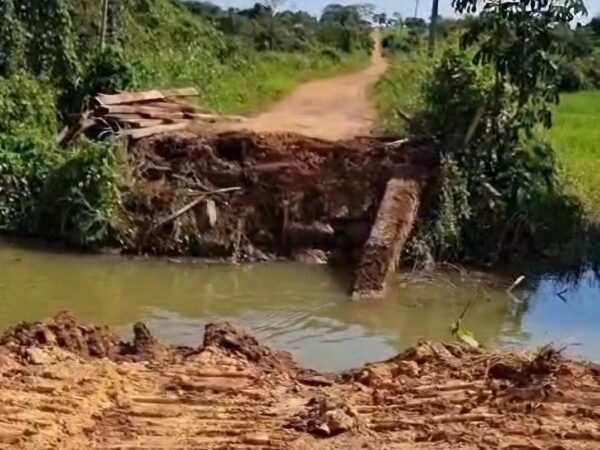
[0,313,599,449]
[124,132,437,265]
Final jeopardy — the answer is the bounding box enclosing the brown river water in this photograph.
[0,238,598,371]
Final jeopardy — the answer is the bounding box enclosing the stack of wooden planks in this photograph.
[58,87,244,145]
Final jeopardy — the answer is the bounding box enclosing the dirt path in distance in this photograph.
[239,37,388,140]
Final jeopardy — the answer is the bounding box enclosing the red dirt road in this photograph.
[240,39,388,140]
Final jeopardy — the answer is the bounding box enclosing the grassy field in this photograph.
[548,91,600,219]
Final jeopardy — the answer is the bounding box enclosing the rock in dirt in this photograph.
[289,396,360,437]
[202,321,297,372]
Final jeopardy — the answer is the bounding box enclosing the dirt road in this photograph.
[241,39,388,140]
[1,313,600,450]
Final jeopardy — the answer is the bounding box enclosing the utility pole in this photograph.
[428,0,439,56]
[100,0,109,51]
[414,0,420,18]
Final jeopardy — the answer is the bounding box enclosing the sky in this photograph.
[212,0,599,20]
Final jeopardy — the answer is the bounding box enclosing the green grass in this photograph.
[372,53,430,136]
[121,0,370,115]
[548,91,600,219]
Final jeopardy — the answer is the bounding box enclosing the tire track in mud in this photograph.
[0,317,600,449]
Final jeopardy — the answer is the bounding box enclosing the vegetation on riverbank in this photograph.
[375,2,598,268]
[548,91,600,220]
[0,0,373,249]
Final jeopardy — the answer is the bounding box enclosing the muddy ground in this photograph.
[0,313,599,449]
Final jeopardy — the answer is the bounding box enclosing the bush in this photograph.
[39,142,124,247]
[0,73,123,247]
[410,49,583,264]
[0,73,57,135]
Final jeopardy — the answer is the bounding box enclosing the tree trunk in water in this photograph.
[351,177,423,299]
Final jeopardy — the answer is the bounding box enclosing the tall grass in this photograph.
[372,53,430,136]
[548,91,600,219]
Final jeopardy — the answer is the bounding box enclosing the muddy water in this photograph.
[0,238,598,371]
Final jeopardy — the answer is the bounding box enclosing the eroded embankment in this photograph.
[124,132,436,265]
[0,313,599,449]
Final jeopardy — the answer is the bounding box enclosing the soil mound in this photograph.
[203,321,297,373]
[124,131,437,261]
[0,312,175,363]
[1,316,599,449]
[0,311,123,360]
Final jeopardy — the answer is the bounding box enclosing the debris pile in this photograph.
[58,87,244,145]
[124,131,437,296]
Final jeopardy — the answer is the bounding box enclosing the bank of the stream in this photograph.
[0,312,599,449]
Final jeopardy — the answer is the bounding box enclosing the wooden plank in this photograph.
[98,105,186,120]
[95,90,165,106]
[143,101,205,113]
[94,88,197,106]
[187,113,246,122]
[167,97,212,113]
[121,122,190,140]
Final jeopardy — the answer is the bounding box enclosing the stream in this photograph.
[0,238,598,371]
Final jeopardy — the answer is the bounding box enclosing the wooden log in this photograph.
[351,176,423,299]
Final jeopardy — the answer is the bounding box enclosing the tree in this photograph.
[321,4,361,24]
[373,13,387,26]
[590,16,600,36]
[414,0,590,262]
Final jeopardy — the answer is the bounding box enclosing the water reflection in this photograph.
[0,238,598,371]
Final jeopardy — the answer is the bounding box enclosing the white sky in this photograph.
[211,0,599,20]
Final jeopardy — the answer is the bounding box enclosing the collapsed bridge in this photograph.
[126,131,437,298]
[65,88,439,298]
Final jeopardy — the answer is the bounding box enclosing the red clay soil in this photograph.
[0,313,599,449]
[124,131,437,262]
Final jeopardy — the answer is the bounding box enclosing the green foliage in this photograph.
[373,52,429,136]
[181,1,373,54]
[0,72,57,135]
[404,0,589,265]
[0,73,123,247]
[40,141,123,247]
[381,28,425,56]
[0,0,81,88]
